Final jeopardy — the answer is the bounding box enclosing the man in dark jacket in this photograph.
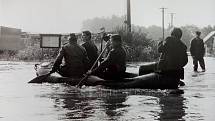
[51,33,89,78]
[81,31,98,69]
[158,28,188,80]
[88,34,126,80]
[190,31,205,72]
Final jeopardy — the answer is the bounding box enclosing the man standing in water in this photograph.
[190,31,206,72]
[81,31,98,69]
[51,33,89,78]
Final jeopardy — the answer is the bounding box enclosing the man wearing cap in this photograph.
[190,31,206,72]
[88,34,126,80]
[51,33,89,78]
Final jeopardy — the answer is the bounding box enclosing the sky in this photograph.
[1,0,215,33]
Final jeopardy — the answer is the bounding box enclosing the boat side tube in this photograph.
[104,73,180,89]
[139,62,157,75]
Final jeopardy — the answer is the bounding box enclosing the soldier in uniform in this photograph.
[88,34,126,80]
[51,33,89,78]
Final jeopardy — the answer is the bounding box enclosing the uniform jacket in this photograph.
[93,45,126,75]
[82,41,98,68]
[53,42,89,77]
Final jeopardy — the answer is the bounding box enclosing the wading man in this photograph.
[190,31,206,72]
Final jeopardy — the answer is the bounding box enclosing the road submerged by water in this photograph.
[0,56,215,121]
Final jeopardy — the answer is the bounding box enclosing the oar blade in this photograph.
[76,75,89,88]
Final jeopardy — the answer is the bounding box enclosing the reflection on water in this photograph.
[1,57,215,121]
[43,86,130,120]
[158,95,186,121]
[36,85,187,121]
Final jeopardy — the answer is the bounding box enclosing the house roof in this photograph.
[203,31,215,42]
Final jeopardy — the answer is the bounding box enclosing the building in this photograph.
[203,31,215,55]
[0,26,24,50]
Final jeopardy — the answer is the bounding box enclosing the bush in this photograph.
[15,46,58,61]
[16,46,42,61]
[113,27,159,62]
[0,50,18,61]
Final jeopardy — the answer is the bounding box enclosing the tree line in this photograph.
[0,15,214,61]
[82,15,215,51]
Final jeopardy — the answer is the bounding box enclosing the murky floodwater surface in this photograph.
[0,57,215,121]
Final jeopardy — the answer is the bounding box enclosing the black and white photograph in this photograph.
[0,0,215,120]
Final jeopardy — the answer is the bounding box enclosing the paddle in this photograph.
[28,72,53,83]
[76,41,109,88]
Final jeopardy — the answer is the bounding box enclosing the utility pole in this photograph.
[127,0,131,32]
[170,13,175,27]
[160,7,167,41]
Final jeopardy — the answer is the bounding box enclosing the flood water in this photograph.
[0,56,215,121]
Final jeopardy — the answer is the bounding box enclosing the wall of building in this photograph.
[0,26,24,50]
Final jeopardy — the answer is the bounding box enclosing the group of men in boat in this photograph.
[50,31,126,80]
[50,27,205,87]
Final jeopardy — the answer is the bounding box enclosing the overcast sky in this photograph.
[1,0,215,33]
